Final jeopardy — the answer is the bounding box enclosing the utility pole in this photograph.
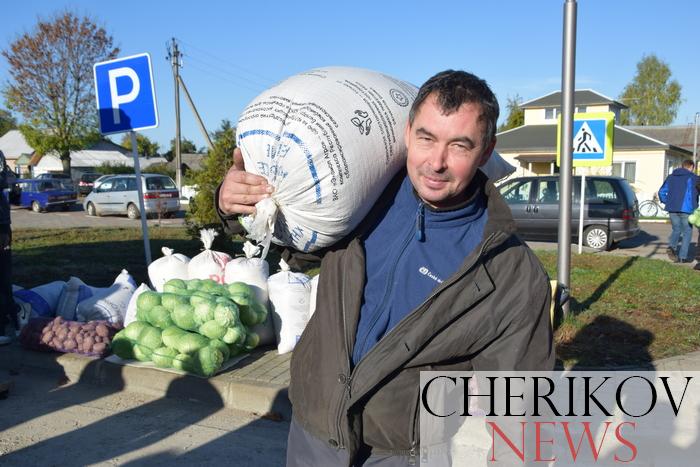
[168,38,182,190]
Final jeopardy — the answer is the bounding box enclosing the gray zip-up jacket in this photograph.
[287,171,554,464]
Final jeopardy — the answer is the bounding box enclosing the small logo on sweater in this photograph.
[419,266,443,284]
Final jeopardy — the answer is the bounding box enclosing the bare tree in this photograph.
[2,11,119,173]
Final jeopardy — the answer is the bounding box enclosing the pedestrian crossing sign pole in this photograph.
[556,112,615,167]
[557,111,615,253]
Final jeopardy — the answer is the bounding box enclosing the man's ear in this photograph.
[404,122,411,148]
[478,137,497,167]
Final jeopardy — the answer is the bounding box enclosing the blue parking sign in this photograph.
[93,53,158,135]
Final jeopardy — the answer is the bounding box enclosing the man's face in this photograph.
[405,94,495,209]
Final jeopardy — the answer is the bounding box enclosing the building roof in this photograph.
[495,124,692,154]
[0,130,34,159]
[167,153,206,172]
[625,125,698,154]
[520,89,628,109]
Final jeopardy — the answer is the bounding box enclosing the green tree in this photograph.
[497,95,524,132]
[618,54,682,126]
[186,120,235,230]
[120,133,160,157]
[2,11,119,173]
[0,109,17,136]
[163,137,198,161]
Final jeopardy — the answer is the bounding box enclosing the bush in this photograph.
[185,120,236,237]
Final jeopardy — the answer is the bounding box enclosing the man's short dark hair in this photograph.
[408,70,500,149]
[682,159,695,169]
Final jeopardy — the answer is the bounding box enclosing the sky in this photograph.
[2,0,699,152]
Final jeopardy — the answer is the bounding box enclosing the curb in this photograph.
[0,343,292,420]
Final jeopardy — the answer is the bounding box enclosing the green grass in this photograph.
[536,251,700,368]
[11,227,700,367]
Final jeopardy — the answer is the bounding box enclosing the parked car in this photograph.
[35,172,75,188]
[83,173,180,219]
[77,172,101,195]
[7,178,78,212]
[497,175,640,250]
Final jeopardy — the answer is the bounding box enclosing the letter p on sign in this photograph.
[94,53,158,135]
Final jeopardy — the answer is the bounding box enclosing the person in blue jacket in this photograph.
[659,159,700,264]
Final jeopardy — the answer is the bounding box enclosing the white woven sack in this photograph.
[148,247,190,292]
[267,259,311,354]
[55,277,104,321]
[187,229,232,284]
[237,66,515,255]
[237,66,417,255]
[75,269,137,325]
[13,281,65,318]
[124,283,151,327]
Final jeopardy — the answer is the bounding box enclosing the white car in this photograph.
[83,173,180,219]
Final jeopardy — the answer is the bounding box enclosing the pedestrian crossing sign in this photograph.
[557,112,615,167]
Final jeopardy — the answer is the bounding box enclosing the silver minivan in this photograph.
[83,173,180,219]
[497,175,640,250]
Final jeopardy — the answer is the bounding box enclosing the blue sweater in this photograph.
[351,174,487,366]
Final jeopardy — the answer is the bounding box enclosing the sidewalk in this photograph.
[0,342,292,419]
[4,339,700,421]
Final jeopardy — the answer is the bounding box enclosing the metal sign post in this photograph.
[557,0,577,319]
[93,53,159,268]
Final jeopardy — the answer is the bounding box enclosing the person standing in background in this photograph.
[659,160,700,264]
[0,150,19,345]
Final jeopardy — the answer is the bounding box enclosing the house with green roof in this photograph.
[495,90,693,202]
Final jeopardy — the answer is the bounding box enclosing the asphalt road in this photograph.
[11,204,695,265]
[9,202,187,229]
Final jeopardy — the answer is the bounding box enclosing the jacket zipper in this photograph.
[335,248,354,449]
[350,231,503,384]
[352,223,415,362]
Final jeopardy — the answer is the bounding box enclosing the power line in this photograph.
[176,37,277,86]
[183,61,267,94]
[183,55,270,92]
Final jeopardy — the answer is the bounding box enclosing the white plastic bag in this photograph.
[187,229,232,284]
[148,247,190,292]
[224,242,269,304]
[224,242,275,345]
[13,281,65,318]
[267,259,311,354]
[308,274,319,319]
[124,283,151,327]
[75,270,137,325]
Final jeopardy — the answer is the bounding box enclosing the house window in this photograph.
[575,106,586,114]
[612,162,636,183]
[545,108,558,120]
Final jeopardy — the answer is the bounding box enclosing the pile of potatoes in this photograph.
[20,316,120,357]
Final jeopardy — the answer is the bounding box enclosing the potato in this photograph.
[63,339,77,350]
[41,332,53,344]
[95,324,109,337]
[83,336,94,349]
[92,343,106,353]
[51,338,63,348]
[82,341,92,353]
[76,334,84,344]
[57,329,68,340]
[93,336,102,344]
